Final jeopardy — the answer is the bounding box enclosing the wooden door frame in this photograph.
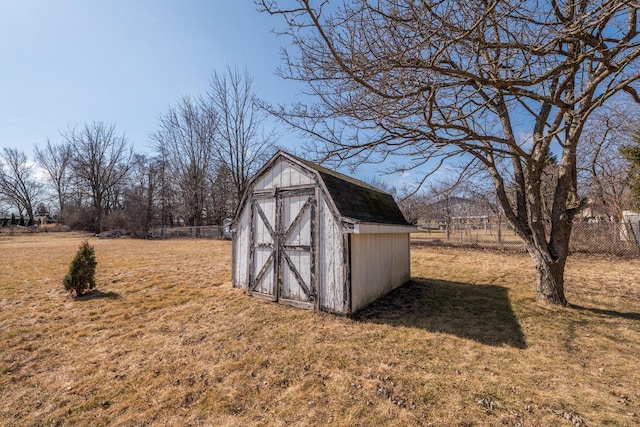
[248,186,318,308]
[248,193,278,301]
[276,187,317,309]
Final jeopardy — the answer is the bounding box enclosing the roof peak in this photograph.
[274,151,409,226]
[279,151,389,196]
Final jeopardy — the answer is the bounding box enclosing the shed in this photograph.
[232,151,415,314]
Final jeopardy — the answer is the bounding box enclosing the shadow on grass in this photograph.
[353,278,527,348]
[76,289,121,301]
[570,304,640,321]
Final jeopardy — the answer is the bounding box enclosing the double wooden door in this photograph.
[249,187,316,307]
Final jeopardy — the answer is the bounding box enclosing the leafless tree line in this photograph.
[0,67,276,236]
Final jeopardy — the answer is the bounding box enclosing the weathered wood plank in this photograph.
[283,197,312,242]
[250,291,277,302]
[253,159,315,191]
[281,237,313,297]
[232,204,250,288]
[312,190,319,310]
[253,185,314,197]
[282,245,311,251]
[275,191,284,301]
[277,298,314,310]
[251,251,275,292]
[247,200,256,290]
[255,242,275,249]
[344,233,351,313]
[255,201,276,242]
[318,194,344,313]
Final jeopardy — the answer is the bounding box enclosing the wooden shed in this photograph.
[231,151,415,314]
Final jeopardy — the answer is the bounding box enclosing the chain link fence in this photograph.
[413,221,640,256]
[150,225,229,240]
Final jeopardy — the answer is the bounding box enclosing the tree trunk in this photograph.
[26,206,35,227]
[527,246,568,306]
[95,210,103,235]
[94,195,103,235]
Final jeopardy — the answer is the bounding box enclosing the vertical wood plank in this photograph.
[248,199,256,290]
[276,191,284,300]
[234,205,251,288]
[350,233,410,312]
[317,194,345,313]
[344,233,351,314]
[311,194,318,310]
[253,157,315,192]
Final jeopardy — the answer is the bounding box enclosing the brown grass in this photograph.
[412,228,524,247]
[1,232,639,426]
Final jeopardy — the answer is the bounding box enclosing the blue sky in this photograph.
[0,1,302,155]
[0,0,421,188]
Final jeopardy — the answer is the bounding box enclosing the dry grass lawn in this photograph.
[1,232,639,426]
[412,228,524,247]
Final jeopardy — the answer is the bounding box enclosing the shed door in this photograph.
[279,188,316,306]
[249,188,317,307]
[249,195,277,298]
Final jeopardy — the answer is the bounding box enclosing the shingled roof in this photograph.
[289,153,410,226]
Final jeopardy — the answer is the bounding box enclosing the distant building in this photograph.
[417,197,493,230]
[622,210,640,245]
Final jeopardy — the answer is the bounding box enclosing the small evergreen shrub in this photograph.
[63,240,97,296]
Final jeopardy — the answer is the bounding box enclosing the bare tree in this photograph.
[151,96,217,226]
[116,154,159,237]
[155,146,177,228]
[424,181,469,240]
[0,148,42,225]
[259,0,640,306]
[63,122,132,234]
[392,187,428,225]
[207,162,236,225]
[620,127,640,210]
[34,139,73,221]
[579,103,640,221]
[208,67,277,205]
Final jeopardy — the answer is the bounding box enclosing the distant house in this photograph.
[622,210,640,245]
[232,151,415,314]
[575,197,612,223]
[34,213,54,225]
[418,197,493,230]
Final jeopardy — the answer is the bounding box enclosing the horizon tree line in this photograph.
[0,67,276,236]
[2,99,640,236]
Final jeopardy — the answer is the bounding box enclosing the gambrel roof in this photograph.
[234,151,412,232]
[290,154,410,225]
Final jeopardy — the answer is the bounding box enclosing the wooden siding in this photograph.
[254,159,314,190]
[233,153,411,315]
[318,194,345,313]
[233,203,251,289]
[349,233,410,313]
